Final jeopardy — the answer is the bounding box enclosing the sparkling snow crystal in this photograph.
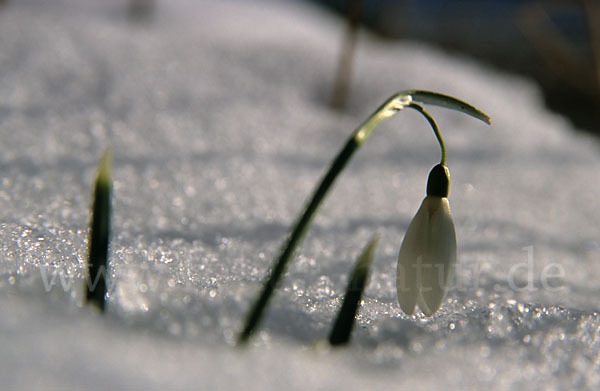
[1,0,599,389]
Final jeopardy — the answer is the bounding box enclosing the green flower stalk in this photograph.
[238,90,490,345]
[84,148,112,311]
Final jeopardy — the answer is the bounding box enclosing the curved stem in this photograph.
[237,98,401,345]
[238,95,412,345]
[408,103,446,166]
[238,134,360,344]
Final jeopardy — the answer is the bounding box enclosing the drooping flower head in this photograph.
[397,163,456,316]
[397,103,458,316]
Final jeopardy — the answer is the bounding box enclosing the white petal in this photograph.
[417,290,432,316]
[397,198,429,315]
[419,197,456,316]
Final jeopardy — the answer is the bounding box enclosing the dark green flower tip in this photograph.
[426,164,450,197]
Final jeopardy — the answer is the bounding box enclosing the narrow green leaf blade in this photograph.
[85,148,112,311]
[328,234,379,346]
[404,90,491,124]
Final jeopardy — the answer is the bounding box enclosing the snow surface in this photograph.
[1,0,600,389]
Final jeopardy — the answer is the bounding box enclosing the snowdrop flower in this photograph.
[397,104,458,316]
[397,164,456,316]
